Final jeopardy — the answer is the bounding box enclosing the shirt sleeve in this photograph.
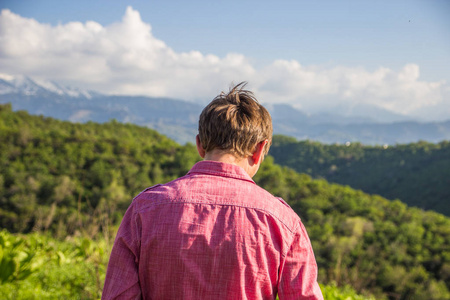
[278,221,323,300]
[102,201,142,300]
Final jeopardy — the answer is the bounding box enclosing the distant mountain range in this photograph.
[1,75,449,145]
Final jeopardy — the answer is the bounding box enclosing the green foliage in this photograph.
[0,230,109,299]
[254,157,450,300]
[269,135,450,216]
[0,230,39,283]
[0,104,200,237]
[1,230,374,300]
[319,282,376,300]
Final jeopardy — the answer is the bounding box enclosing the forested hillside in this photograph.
[0,103,199,235]
[269,135,450,216]
[1,103,449,299]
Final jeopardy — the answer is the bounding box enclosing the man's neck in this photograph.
[203,150,258,178]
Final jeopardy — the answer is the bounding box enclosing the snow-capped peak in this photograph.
[0,73,97,99]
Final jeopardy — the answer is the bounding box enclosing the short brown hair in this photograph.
[198,82,273,157]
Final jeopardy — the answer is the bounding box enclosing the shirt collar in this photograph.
[187,160,255,184]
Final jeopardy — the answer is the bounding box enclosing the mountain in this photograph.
[1,74,450,145]
[310,102,415,124]
[269,135,450,216]
[266,103,450,145]
[0,75,202,144]
[0,74,98,98]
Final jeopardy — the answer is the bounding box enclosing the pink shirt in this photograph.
[102,161,323,300]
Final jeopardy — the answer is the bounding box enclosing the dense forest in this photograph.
[1,103,449,299]
[269,135,450,216]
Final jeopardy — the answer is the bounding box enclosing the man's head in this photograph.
[197,82,273,159]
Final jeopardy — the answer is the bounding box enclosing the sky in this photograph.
[0,0,449,121]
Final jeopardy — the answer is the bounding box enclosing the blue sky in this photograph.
[1,0,449,120]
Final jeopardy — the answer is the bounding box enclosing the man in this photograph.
[102,82,323,299]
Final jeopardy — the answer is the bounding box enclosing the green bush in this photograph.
[0,230,109,299]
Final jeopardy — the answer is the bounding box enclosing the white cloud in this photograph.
[256,62,447,118]
[0,7,255,99]
[0,7,448,120]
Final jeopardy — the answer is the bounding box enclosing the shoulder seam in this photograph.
[132,184,162,202]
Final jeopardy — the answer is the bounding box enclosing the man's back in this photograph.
[102,161,322,299]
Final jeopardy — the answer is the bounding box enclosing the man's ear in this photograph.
[196,135,206,158]
[252,140,268,165]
